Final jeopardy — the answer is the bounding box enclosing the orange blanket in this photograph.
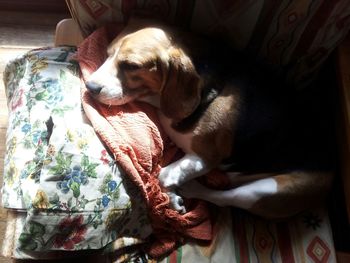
[76,24,213,258]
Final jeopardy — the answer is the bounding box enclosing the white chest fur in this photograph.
[157,111,195,154]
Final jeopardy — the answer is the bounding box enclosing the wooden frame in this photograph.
[55,18,84,47]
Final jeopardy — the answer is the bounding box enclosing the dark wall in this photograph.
[0,0,69,13]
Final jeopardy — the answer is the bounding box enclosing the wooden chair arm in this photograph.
[54,18,84,47]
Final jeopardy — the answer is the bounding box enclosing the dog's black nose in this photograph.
[85,81,103,94]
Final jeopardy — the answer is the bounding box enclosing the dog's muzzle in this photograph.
[85,81,103,94]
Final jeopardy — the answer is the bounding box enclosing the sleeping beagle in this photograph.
[85,18,334,218]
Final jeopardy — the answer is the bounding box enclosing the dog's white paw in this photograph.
[159,154,209,189]
[167,191,186,214]
[159,166,183,189]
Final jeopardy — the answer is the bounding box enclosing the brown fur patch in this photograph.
[191,86,241,167]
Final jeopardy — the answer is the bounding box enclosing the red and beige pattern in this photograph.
[159,208,336,263]
[66,0,350,87]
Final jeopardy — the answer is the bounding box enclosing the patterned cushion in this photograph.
[2,47,151,254]
[66,0,350,87]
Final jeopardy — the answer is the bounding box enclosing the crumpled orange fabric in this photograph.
[76,24,220,258]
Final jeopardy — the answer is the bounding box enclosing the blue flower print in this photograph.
[21,123,31,133]
[69,166,88,186]
[56,164,90,197]
[45,80,63,105]
[57,181,70,194]
[102,195,110,207]
[32,131,42,144]
[108,181,117,192]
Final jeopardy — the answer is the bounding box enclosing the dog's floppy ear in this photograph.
[160,47,201,121]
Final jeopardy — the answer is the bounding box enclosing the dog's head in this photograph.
[86,26,201,121]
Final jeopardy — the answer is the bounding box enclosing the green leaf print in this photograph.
[81,155,99,178]
[70,181,80,198]
[18,221,46,251]
[50,152,73,176]
[19,233,38,250]
[52,105,74,117]
[60,69,67,82]
[29,221,46,237]
[35,90,48,100]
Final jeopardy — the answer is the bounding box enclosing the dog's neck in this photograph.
[171,76,223,132]
[138,94,161,108]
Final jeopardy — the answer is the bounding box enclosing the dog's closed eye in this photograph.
[118,61,142,71]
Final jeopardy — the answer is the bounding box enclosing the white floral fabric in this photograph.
[2,47,151,254]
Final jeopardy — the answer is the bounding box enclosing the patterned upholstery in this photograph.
[66,0,350,87]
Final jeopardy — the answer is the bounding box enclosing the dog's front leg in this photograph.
[159,153,209,214]
[159,153,209,189]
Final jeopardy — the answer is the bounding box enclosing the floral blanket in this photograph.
[1,47,337,262]
[2,47,151,258]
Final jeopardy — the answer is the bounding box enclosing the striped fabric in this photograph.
[159,207,336,263]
